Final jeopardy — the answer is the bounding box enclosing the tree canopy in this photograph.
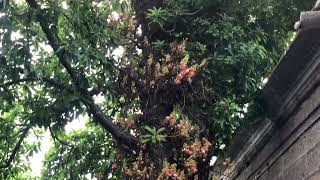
[0,0,314,179]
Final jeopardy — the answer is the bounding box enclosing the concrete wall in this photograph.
[224,16,320,180]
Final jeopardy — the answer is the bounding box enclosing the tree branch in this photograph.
[0,78,34,87]
[0,77,73,93]
[0,126,31,169]
[25,0,139,149]
[48,125,73,147]
[26,0,78,82]
[80,95,139,148]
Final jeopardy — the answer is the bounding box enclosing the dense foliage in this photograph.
[0,0,314,179]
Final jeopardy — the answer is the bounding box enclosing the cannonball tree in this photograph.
[0,0,314,179]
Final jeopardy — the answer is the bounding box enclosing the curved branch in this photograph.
[0,126,31,169]
[26,0,139,149]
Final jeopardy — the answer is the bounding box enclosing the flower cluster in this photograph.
[184,158,198,174]
[158,162,186,180]
[151,106,215,178]
[164,114,192,138]
[118,117,135,129]
[181,138,213,176]
[183,138,212,158]
[174,62,196,85]
[165,115,175,126]
[122,152,153,178]
[174,120,191,138]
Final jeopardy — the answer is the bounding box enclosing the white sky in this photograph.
[27,115,87,177]
[27,130,51,177]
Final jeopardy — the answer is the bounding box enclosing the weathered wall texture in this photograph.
[224,16,320,180]
[236,86,320,180]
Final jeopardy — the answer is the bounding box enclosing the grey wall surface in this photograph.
[235,86,320,180]
[224,16,320,180]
